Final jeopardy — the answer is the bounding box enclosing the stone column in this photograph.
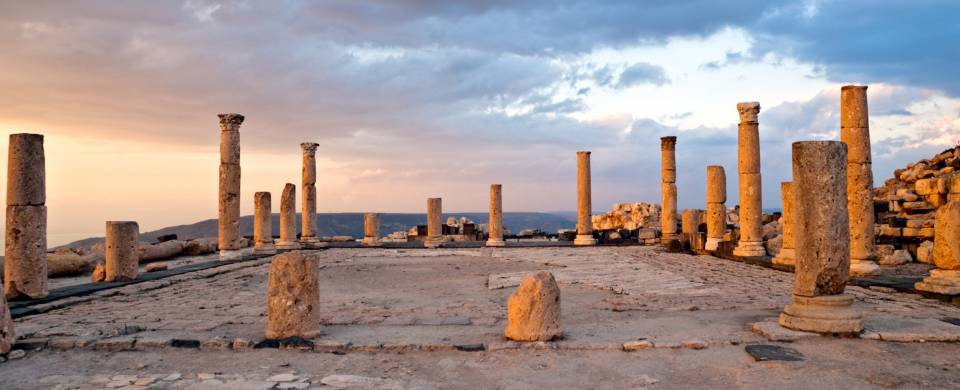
[105,221,139,282]
[362,213,382,247]
[779,141,861,334]
[4,133,48,299]
[681,209,702,249]
[574,151,597,246]
[841,85,880,276]
[733,102,766,257]
[254,192,276,255]
[772,182,796,267]
[276,183,301,250]
[218,113,243,260]
[0,283,13,353]
[425,197,443,248]
[487,184,506,247]
[266,251,320,339]
[300,143,320,246]
[915,177,960,294]
[660,136,679,245]
[705,165,727,251]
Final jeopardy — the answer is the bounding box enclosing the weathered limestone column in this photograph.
[276,183,301,250]
[266,251,320,339]
[486,184,506,247]
[4,133,48,299]
[841,85,880,276]
[681,209,702,249]
[425,197,443,248]
[772,182,796,266]
[0,284,13,353]
[218,113,243,260]
[779,141,862,334]
[661,136,679,245]
[254,192,276,255]
[105,221,139,282]
[574,151,597,246]
[915,176,960,294]
[705,165,727,251]
[300,143,320,246]
[362,213,382,247]
[733,102,766,257]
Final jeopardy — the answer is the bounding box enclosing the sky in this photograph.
[1,0,959,246]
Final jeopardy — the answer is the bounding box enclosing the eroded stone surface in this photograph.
[105,221,139,282]
[4,205,47,299]
[266,251,320,339]
[277,183,299,249]
[504,271,561,341]
[218,113,243,253]
[0,285,13,353]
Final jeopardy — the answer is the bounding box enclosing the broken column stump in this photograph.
[915,197,960,294]
[276,183,301,250]
[504,271,562,341]
[4,133,48,299]
[104,221,139,282]
[266,251,320,339]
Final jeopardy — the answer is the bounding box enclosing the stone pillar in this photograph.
[0,283,13,353]
[362,213,382,247]
[779,141,861,334]
[105,221,139,282]
[487,184,506,247]
[218,113,243,260]
[841,86,880,276]
[915,178,960,294]
[300,143,320,246]
[574,151,597,246]
[681,209,702,249]
[705,165,727,251]
[660,136,679,245]
[266,251,320,339]
[733,102,766,257]
[276,183,301,250]
[254,192,276,255]
[4,133,48,299]
[425,197,443,248]
[772,182,796,267]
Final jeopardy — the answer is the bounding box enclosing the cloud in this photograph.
[617,62,670,87]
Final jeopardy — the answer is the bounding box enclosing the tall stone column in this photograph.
[574,151,597,246]
[705,165,727,251]
[681,209,702,249]
[362,213,382,247]
[660,136,679,245]
[254,192,276,255]
[425,197,443,248]
[772,182,796,267]
[218,113,243,260]
[266,251,320,339]
[841,85,880,276]
[733,102,766,257]
[778,141,861,334]
[105,221,139,282]
[487,184,506,247]
[300,143,320,246]
[4,133,48,299]
[276,183,301,250]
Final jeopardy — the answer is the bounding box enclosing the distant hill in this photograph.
[59,212,577,249]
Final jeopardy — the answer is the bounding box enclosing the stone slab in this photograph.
[861,317,960,342]
[751,321,820,342]
[745,344,805,362]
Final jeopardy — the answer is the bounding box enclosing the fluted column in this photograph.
[487,184,506,247]
[218,113,243,260]
[779,141,861,334]
[362,213,382,247]
[661,136,679,245]
[733,102,766,257]
[705,165,727,251]
[574,151,597,246]
[254,192,276,255]
[425,197,443,248]
[841,86,880,276]
[4,133,48,299]
[772,182,796,266]
[276,183,301,250]
[300,142,320,245]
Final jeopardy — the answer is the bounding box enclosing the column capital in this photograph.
[301,142,319,155]
[217,113,245,130]
[660,136,677,151]
[576,150,591,156]
[736,102,760,123]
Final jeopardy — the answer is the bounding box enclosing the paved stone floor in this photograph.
[2,246,960,389]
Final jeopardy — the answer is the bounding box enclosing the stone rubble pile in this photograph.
[591,202,661,232]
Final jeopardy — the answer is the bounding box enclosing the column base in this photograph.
[254,244,277,255]
[778,294,862,335]
[485,239,506,247]
[772,248,796,266]
[219,249,244,261]
[733,241,766,257]
[573,235,597,246]
[299,238,326,249]
[361,238,383,247]
[660,233,680,245]
[704,237,722,251]
[275,240,302,250]
[915,269,960,295]
[424,237,444,248]
[850,259,880,276]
